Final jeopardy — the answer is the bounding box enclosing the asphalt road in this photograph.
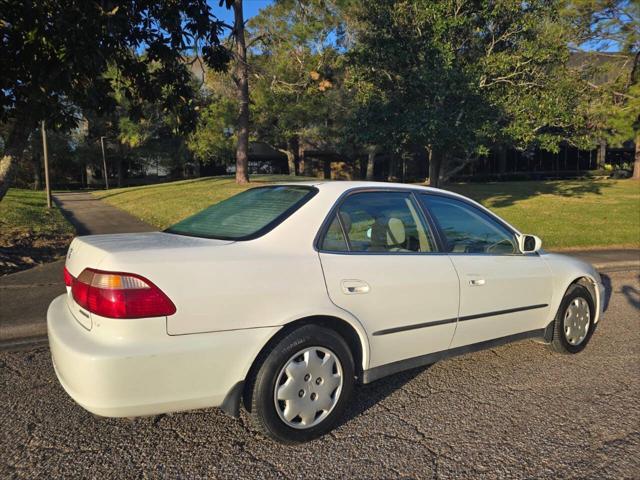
[1,269,638,479]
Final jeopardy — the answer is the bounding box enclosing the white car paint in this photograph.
[446,254,553,348]
[48,181,604,418]
[320,253,460,367]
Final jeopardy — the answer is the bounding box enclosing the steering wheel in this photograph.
[486,238,515,254]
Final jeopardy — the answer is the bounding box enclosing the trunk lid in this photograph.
[64,232,233,329]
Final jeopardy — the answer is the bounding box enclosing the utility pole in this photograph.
[41,120,52,209]
[100,136,109,189]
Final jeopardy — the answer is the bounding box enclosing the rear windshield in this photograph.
[165,185,317,240]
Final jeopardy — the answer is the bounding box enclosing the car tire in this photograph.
[550,284,596,354]
[245,324,355,443]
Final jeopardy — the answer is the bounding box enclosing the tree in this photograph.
[347,0,593,186]
[347,1,494,186]
[567,0,640,178]
[187,93,236,167]
[248,0,347,176]
[606,78,640,179]
[0,0,231,201]
[230,0,250,184]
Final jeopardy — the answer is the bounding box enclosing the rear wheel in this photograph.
[246,324,355,443]
[550,284,596,354]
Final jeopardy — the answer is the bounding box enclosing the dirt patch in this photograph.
[0,230,73,276]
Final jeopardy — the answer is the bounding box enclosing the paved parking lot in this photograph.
[1,269,638,479]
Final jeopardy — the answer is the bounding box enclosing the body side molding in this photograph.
[372,304,549,336]
[362,326,549,384]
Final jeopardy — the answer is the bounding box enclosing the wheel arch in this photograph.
[567,275,601,323]
[234,314,369,416]
[251,314,368,380]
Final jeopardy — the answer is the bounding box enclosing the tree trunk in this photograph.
[497,145,507,174]
[438,155,450,186]
[117,143,127,187]
[301,145,313,176]
[428,147,442,188]
[233,0,250,185]
[323,158,332,179]
[633,134,640,180]
[286,137,299,175]
[387,155,396,182]
[86,163,96,187]
[597,139,607,169]
[116,157,123,187]
[33,151,42,190]
[283,150,295,175]
[365,145,378,180]
[0,121,32,202]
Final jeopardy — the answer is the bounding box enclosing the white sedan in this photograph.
[48,181,605,443]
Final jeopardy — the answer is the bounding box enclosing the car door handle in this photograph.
[341,280,370,294]
[469,278,486,286]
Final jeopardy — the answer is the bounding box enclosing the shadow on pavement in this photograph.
[338,365,428,427]
[53,197,92,236]
[621,274,640,310]
[601,273,613,312]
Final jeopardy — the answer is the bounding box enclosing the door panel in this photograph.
[447,254,552,348]
[320,253,460,368]
[416,193,554,348]
[317,190,460,369]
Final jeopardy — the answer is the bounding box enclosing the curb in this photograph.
[593,261,640,272]
[0,321,47,344]
[0,335,48,352]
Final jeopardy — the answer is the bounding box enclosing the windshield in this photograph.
[165,185,317,240]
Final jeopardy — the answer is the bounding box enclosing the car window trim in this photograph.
[417,192,523,256]
[315,187,443,255]
[335,210,353,252]
[409,191,447,252]
[165,185,319,241]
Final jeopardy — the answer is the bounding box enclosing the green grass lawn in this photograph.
[0,189,74,239]
[92,176,640,250]
[0,189,75,275]
[448,179,639,249]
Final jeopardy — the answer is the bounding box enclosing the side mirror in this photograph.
[519,234,542,253]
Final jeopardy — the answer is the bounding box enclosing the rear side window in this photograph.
[320,191,436,253]
[166,186,316,240]
[320,215,349,251]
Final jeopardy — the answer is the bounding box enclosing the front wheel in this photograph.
[246,324,355,443]
[550,284,596,354]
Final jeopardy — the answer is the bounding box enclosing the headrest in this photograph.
[387,217,405,245]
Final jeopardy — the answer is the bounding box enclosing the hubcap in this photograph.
[564,297,590,346]
[274,347,343,429]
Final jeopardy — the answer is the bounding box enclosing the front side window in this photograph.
[419,195,517,254]
[321,191,435,253]
[166,186,316,240]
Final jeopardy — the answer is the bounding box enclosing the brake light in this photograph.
[63,266,73,287]
[71,268,176,319]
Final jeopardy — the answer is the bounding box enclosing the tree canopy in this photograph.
[1,0,638,195]
[0,0,231,199]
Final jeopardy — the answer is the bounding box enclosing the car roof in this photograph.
[276,180,462,198]
[273,180,522,236]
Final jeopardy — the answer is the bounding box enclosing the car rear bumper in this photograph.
[47,294,279,417]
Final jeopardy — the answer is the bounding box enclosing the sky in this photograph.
[209,0,274,27]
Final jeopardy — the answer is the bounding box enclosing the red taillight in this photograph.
[63,266,73,287]
[71,268,176,319]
